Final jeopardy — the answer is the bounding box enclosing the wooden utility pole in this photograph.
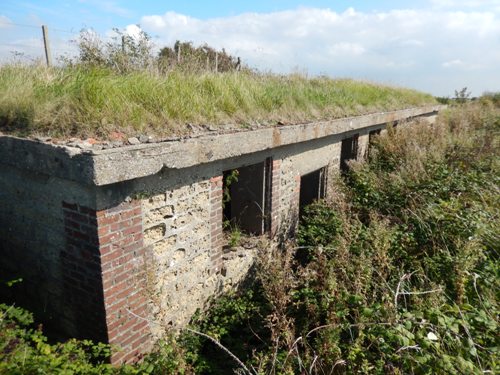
[215,52,218,72]
[41,25,52,67]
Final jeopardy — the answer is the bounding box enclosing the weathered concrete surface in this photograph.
[0,105,444,186]
[0,163,97,338]
[0,137,93,184]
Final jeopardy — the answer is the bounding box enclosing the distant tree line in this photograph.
[436,87,499,105]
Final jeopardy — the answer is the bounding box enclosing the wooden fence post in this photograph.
[42,25,52,67]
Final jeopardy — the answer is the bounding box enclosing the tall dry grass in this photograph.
[0,64,436,139]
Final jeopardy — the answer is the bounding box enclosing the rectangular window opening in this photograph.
[367,129,382,157]
[369,128,382,143]
[340,133,359,173]
[222,159,271,236]
[299,167,327,218]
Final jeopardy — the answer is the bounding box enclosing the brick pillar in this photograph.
[63,200,151,364]
[97,201,150,364]
[210,176,223,274]
[357,132,370,160]
[293,175,301,210]
[292,174,301,234]
[270,159,281,237]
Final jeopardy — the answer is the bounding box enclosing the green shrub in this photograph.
[0,303,118,374]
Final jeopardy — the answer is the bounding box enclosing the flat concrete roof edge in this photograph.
[0,105,445,186]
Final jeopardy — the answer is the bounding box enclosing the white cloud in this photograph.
[138,7,500,96]
[445,11,498,36]
[442,59,481,70]
[430,0,500,9]
[0,15,12,28]
[124,24,143,39]
[442,59,465,67]
[0,36,44,62]
[399,39,425,47]
[328,42,365,56]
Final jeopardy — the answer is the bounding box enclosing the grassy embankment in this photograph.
[0,64,436,139]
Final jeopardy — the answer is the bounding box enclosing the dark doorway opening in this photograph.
[299,167,327,217]
[367,129,382,157]
[222,159,271,235]
[340,134,359,173]
[369,129,381,143]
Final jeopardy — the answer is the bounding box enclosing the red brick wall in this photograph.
[293,174,301,209]
[270,159,281,237]
[210,175,224,274]
[97,200,150,364]
[63,200,151,364]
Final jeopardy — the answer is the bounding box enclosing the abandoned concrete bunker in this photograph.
[0,105,443,364]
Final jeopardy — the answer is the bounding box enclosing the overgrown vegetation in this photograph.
[0,302,193,374]
[0,302,114,374]
[0,29,436,140]
[174,99,499,374]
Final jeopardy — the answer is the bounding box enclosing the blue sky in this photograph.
[2,1,424,30]
[1,1,499,96]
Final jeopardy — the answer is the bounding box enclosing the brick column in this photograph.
[293,174,301,210]
[270,159,281,237]
[62,200,151,364]
[357,132,370,160]
[97,201,150,364]
[210,176,223,274]
[291,174,301,235]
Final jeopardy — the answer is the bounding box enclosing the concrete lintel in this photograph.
[0,105,445,186]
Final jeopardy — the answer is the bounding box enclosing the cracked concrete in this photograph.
[0,105,444,186]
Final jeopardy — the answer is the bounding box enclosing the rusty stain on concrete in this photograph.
[272,128,281,147]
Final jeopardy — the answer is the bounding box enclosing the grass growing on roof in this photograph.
[0,64,436,139]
